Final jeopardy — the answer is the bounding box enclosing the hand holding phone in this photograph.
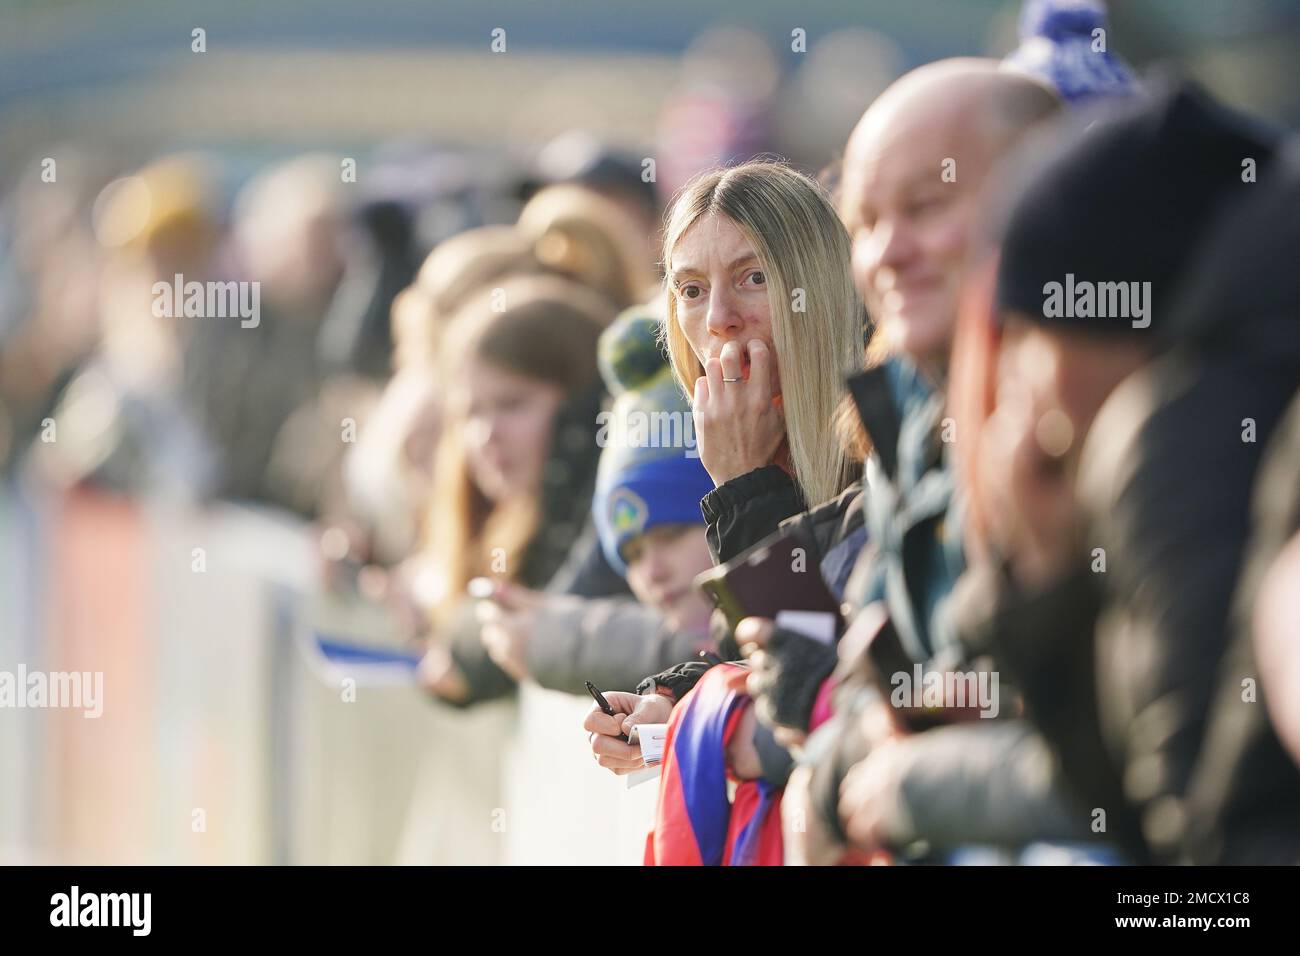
[694,525,845,635]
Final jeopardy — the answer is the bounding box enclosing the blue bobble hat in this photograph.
[1002,0,1139,106]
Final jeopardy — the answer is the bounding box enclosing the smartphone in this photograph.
[693,525,845,635]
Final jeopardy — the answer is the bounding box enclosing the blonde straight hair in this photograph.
[661,161,863,508]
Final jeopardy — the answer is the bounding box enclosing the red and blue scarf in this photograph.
[646,663,783,866]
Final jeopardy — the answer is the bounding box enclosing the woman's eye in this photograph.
[680,285,702,300]
[746,271,766,286]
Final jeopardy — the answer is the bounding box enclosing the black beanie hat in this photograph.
[1167,142,1300,357]
[995,80,1279,336]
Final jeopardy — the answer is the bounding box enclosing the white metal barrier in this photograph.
[0,484,657,865]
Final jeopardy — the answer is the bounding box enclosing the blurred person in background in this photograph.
[1168,150,1300,864]
[654,27,780,202]
[309,178,658,610]
[28,154,223,499]
[534,131,662,270]
[318,226,547,615]
[315,197,421,381]
[1242,391,1300,814]
[405,224,544,371]
[770,27,903,176]
[475,307,718,696]
[516,183,659,313]
[325,193,658,620]
[339,344,442,570]
[181,153,350,515]
[415,275,614,706]
[947,82,1285,864]
[0,148,111,473]
[509,187,665,601]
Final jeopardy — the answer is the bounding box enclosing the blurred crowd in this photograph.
[3,0,1299,865]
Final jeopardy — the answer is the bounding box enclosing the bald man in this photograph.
[840,58,1060,375]
[818,59,1061,663]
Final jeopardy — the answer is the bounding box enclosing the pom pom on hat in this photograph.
[1002,0,1139,106]
[597,307,671,397]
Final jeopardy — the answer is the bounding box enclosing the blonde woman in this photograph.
[585,160,866,779]
[660,160,864,562]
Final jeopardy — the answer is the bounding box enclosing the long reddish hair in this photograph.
[946,250,1002,563]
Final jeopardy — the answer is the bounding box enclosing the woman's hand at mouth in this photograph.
[693,338,785,488]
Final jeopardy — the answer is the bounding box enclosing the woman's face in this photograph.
[623,524,716,635]
[669,212,780,397]
[457,356,565,503]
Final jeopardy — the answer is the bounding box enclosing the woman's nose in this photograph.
[706,286,745,337]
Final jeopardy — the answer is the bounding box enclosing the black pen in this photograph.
[585,680,630,742]
[699,650,723,666]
